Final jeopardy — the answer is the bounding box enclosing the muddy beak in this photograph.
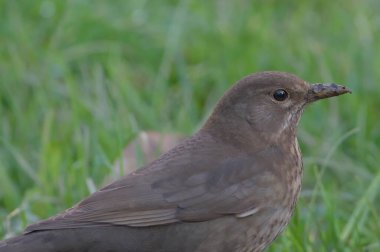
[307,83,352,103]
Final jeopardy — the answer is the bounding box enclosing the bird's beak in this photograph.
[307,83,351,103]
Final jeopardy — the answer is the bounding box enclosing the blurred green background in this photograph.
[1,0,379,251]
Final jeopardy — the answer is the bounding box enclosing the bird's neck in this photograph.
[201,114,297,152]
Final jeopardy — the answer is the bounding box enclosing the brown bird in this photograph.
[0,71,351,252]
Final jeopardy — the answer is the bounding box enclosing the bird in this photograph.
[0,71,351,252]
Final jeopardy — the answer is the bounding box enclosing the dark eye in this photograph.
[273,89,288,101]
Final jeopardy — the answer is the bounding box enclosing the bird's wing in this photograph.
[26,135,287,232]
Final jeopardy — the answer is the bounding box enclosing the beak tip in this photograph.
[332,83,352,94]
[337,84,352,94]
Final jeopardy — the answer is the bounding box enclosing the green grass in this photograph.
[1,0,379,251]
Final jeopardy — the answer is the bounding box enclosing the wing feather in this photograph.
[26,134,286,232]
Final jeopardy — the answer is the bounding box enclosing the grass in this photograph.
[0,0,379,251]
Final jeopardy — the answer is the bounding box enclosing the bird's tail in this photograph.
[0,233,49,252]
[0,230,85,252]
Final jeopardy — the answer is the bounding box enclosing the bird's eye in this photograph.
[273,89,288,101]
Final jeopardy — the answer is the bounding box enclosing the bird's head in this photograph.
[203,71,351,145]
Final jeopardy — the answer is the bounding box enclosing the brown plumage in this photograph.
[0,71,351,252]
